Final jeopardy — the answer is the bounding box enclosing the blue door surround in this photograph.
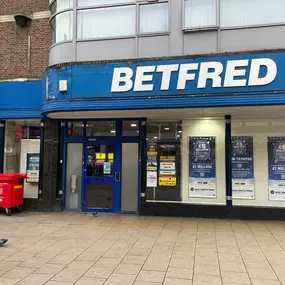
[83,141,121,213]
[63,118,143,213]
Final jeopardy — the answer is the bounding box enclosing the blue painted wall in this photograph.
[0,80,42,119]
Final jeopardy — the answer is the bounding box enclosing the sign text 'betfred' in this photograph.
[111,58,277,92]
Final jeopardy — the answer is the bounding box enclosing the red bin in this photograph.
[0,174,27,216]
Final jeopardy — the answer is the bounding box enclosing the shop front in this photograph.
[42,50,285,218]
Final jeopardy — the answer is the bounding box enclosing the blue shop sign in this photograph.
[64,52,285,99]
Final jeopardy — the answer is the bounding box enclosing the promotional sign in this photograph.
[159,156,176,186]
[26,154,40,183]
[147,143,157,155]
[147,156,157,171]
[96,153,106,160]
[103,162,111,175]
[189,137,216,198]
[147,172,157,188]
[232,136,255,199]
[268,137,285,200]
[147,143,158,187]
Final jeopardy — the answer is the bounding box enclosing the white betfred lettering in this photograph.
[134,66,156,91]
[197,62,223,88]
[111,67,133,92]
[156,64,179,90]
[177,63,199,90]
[248,58,277,86]
[224,60,249,87]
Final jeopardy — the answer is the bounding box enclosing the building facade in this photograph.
[1,0,285,219]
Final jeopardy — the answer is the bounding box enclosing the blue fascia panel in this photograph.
[42,51,285,114]
[0,80,42,119]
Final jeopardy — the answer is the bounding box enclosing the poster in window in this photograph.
[146,143,158,187]
[159,156,176,187]
[147,171,157,187]
[188,137,216,198]
[232,136,255,199]
[268,137,285,201]
[26,154,40,183]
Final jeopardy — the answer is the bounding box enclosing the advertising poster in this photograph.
[147,172,157,187]
[147,143,158,187]
[103,162,111,175]
[26,153,40,183]
[232,136,255,199]
[159,156,176,186]
[268,137,285,201]
[188,137,216,198]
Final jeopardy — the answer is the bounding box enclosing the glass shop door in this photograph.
[83,143,120,212]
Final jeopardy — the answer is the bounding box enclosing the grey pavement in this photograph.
[0,212,285,284]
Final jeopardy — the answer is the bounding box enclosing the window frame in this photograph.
[182,0,219,32]
[76,3,137,41]
[50,10,74,45]
[50,0,74,46]
[183,0,285,32]
[138,0,170,37]
[219,0,285,29]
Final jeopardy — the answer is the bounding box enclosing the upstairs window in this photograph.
[220,0,285,27]
[77,5,136,39]
[184,0,217,29]
[139,3,169,34]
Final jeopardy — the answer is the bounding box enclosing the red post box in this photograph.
[0,174,27,216]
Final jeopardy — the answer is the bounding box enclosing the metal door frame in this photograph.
[62,118,145,213]
[82,140,121,213]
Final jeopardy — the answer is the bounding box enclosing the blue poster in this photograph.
[188,137,216,198]
[26,153,40,183]
[268,137,285,201]
[232,136,255,199]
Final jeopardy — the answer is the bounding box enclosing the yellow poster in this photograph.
[108,153,114,159]
[96,153,106,159]
[159,177,176,186]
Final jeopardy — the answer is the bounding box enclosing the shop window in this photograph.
[68,122,84,136]
[122,120,139,136]
[86,121,116,136]
[146,121,182,202]
[77,0,132,7]
[232,119,285,207]
[51,11,73,43]
[220,0,285,27]
[146,119,226,205]
[4,120,41,199]
[51,0,73,15]
[77,5,135,39]
[184,0,217,29]
[139,3,169,34]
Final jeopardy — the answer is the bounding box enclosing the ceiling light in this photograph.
[154,136,158,139]
[178,130,182,133]
[110,130,116,133]
[164,127,170,130]
[131,124,137,127]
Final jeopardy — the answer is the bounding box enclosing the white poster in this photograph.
[232,179,255,199]
[147,171,157,187]
[189,178,217,198]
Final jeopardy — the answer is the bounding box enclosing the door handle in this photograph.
[115,172,120,181]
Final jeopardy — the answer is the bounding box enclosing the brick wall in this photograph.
[0,0,50,80]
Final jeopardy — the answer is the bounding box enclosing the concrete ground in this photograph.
[0,213,285,285]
